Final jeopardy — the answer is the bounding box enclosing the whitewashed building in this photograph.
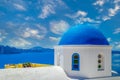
[54,25,112,78]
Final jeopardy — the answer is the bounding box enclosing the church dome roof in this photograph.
[59,25,109,45]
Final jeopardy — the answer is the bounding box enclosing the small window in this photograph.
[72,53,80,71]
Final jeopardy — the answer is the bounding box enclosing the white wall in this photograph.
[0,66,70,80]
[54,45,112,78]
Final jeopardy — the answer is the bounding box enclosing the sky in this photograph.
[0,0,120,50]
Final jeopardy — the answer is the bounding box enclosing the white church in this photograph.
[1,24,119,80]
[54,24,112,78]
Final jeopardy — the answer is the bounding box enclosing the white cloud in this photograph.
[93,0,120,21]
[9,38,32,48]
[50,20,69,35]
[98,9,104,12]
[114,0,120,3]
[102,2,120,21]
[102,16,111,21]
[38,0,68,19]
[49,36,60,42]
[6,21,17,28]
[23,28,39,38]
[0,30,7,42]
[24,16,35,21]
[13,3,26,11]
[9,22,47,40]
[48,36,61,47]
[0,36,6,42]
[38,4,55,19]
[75,17,101,24]
[77,11,87,17]
[21,27,46,40]
[66,10,87,18]
[36,24,47,34]
[93,0,105,6]
[107,37,112,42]
[57,0,67,6]
[108,4,120,16]
[113,28,120,34]
[66,10,101,24]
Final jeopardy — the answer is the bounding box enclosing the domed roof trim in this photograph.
[59,25,109,45]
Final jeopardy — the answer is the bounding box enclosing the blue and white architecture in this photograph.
[54,25,112,78]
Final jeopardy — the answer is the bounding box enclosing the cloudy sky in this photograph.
[0,0,120,50]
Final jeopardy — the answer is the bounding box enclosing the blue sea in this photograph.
[112,52,120,76]
[0,52,54,68]
[0,51,120,76]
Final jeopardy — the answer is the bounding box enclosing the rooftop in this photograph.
[59,25,109,45]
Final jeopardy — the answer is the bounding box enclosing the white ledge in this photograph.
[0,66,70,80]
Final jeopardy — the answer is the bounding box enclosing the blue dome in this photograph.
[59,25,109,45]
